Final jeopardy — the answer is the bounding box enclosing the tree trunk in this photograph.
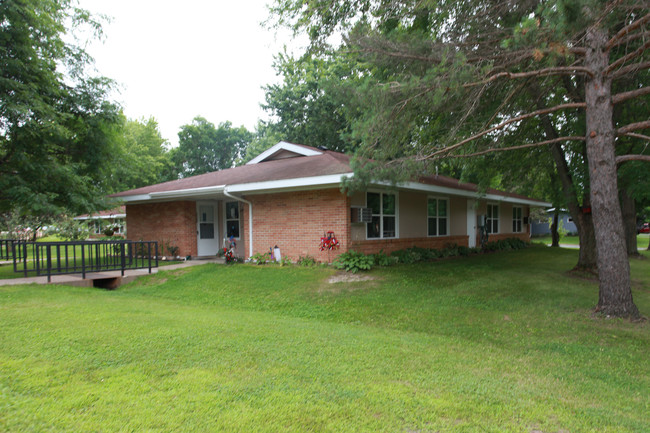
[585,29,639,319]
[546,141,598,270]
[619,188,639,256]
[551,210,560,247]
[531,89,598,269]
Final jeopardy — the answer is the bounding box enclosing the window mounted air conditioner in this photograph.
[351,207,372,223]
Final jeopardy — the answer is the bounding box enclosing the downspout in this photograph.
[224,187,253,259]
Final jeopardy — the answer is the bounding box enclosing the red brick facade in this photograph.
[124,192,532,262]
[242,188,351,261]
[126,201,197,257]
[351,235,469,255]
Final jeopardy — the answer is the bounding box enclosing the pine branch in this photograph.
[618,120,650,135]
[612,86,650,104]
[621,132,650,141]
[605,40,650,74]
[616,154,650,164]
[436,136,586,160]
[611,60,650,78]
[418,102,586,160]
[465,67,594,88]
[606,12,650,49]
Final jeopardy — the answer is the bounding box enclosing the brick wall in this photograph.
[242,189,350,262]
[126,202,197,257]
[351,235,469,255]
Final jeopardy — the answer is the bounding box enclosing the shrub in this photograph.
[333,250,374,273]
[372,250,393,267]
[249,252,269,265]
[297,255,317,267]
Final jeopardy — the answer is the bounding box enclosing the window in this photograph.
[486,203,499,234]
[367,192,397,239]
[225,201,240,238]
[512,207,523,233]
[427,198,449,236]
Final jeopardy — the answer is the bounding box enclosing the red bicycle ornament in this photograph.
[319,231,340,251]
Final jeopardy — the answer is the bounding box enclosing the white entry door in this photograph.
[197,203,219,256]
[467,199,477,248]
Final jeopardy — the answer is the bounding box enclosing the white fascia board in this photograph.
[246,141,323,165]
[226,173,354,194]
[73,214,126,221]
[395,181,552,207]
[115,186,225,203]
[116,194,153,203]
[149,185,225,199]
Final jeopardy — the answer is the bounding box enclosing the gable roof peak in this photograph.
[246,141,323,165]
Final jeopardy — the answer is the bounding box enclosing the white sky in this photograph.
[76,0,300,147]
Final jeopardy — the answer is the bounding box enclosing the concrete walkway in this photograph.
[0,258,223,287]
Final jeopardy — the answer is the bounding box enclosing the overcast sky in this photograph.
[77,0,299,147]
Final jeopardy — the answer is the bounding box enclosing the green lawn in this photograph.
[533,233,650,250]
[1,246,648,432]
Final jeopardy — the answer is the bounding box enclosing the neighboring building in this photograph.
[530,208,578,237]
[110,142,551,260]
[74,206,126,238]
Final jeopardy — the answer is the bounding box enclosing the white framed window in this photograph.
[486,203,499,234]
[224,201,240,239]
[366,192,397,239]
[512,207,523,233]
[427,197,449,236]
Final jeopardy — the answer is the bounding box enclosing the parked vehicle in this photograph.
[638,222,650,234]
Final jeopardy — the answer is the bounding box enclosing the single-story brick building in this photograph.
[111,141,550,260]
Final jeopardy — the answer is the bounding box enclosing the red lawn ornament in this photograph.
[319,231,340,251]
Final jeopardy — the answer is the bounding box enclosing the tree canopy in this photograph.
[173,117,252,178]
[0,0,121,220]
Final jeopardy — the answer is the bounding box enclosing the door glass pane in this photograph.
[199,205,213,223]
[200,223,214,239]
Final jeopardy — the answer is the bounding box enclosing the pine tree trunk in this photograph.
[620,188,639,256]
[585,29,639,319]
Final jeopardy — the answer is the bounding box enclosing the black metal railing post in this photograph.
[81,243,86,279]
[46,245,52,283]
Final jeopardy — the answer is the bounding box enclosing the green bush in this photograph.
[333,250,374,273]
[297,255,317,267]
[249,252,269,265]
[372,250,393,267]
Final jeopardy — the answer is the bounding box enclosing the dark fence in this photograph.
[11,240,158,282]
[1,239,18,261]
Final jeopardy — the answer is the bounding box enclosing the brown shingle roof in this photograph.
[110,146,547,205]
[111,151,353,197]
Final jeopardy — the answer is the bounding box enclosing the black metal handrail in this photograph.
[11,240,158,282]
[1,239,18,261]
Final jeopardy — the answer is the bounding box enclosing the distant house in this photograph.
[74,206,126,238]
[530,208,578,237]
[110,141,550,260]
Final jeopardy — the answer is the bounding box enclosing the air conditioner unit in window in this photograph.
[351,207,372,223]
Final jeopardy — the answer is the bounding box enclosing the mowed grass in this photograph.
[1,246,648,433]
[533,233,650,250]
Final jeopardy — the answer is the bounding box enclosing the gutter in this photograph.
[224,187,253,259]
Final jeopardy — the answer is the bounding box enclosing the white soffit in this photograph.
[246,141,323,165]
